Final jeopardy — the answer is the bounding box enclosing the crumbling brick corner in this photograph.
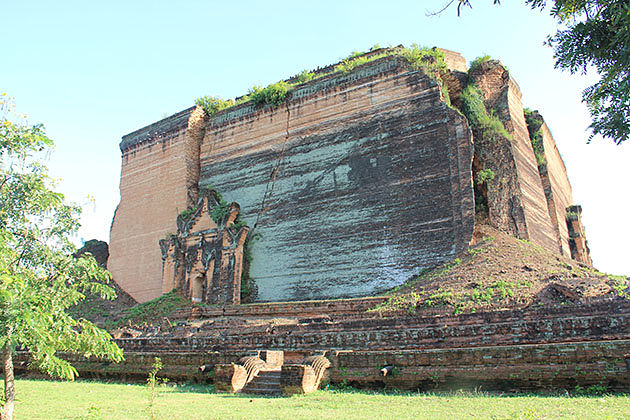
[566,205,592,265]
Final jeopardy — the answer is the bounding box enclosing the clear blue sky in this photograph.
[2,1,628,275]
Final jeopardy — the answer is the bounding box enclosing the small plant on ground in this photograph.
[147,357,167,420]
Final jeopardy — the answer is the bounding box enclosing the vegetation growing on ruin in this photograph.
[476,168,495,185]
[178,207,195,222]
[373,224,627,316]
[523,108,547,168]
[400,44,451,105]
[459,83,512,143]
[295,70,315,83]
[115,290,188,327]
[196,45,453,117]
[201,186,256,302]
[248,82,291,107]
[468,54,492,73]
[195,96,235,117]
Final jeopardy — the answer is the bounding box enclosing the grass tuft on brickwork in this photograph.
[373,223,628,316]
[459,84,512,143]
[195,45,453,117]
[115,291,189,328]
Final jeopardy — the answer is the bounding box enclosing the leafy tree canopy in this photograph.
[440,0,630,145]
[0,95,123,419]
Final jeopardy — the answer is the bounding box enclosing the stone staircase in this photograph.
[213,350,330,396]
[241,368,282,395]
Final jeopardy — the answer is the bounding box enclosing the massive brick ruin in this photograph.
[87,47,621,394]
[109,47,590,305]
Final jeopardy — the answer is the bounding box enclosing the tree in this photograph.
[437,0,630,145]
[0,95,123,420]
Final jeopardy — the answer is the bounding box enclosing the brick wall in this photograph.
[198,56,475,302]
[109,109,194,302]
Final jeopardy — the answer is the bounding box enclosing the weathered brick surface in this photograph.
[28,301,629,391]
[115,299,630,353]
[539,120,574,257]
[470,62,558,253]
[109,108,194,302]
[328,340,630,391]
[199,56,474,302]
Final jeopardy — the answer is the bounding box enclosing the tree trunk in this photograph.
[1,344,14,420]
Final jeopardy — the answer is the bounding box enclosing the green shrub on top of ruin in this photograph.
[476,168,495,185]
[195,96,234,117]
[399,45,451,106]
[249,82,291,107]
[468,55,492,73]
[460,83,512,142]
[400,44,448,75]
[523,108,547,168]
[295,70,315,84]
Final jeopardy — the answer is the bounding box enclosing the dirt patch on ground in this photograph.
[375,221,629,315]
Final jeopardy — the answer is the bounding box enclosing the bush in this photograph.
[295,70,314,83]
[401,44,448,76]
[469,55,492,73]
[249,82,291,107]
[195,96,234,116]
[523,108,547,167]
[460,84,512,142]
[476,168,495,185]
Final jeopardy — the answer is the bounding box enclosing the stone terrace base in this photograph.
[15,298,630,392]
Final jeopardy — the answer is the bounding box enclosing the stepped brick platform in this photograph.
[17,297,629,392]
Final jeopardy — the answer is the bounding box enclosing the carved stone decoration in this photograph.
[159,188,249,304]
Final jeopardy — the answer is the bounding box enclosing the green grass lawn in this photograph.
[12,379,630,420]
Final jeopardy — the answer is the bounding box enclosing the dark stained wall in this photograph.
[198,57,475,302]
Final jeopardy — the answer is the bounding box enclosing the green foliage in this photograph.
[11,379,630,418]
[210,190,230,225]
[334,55,372,73]
[194,96,234,117]
[178,208,195,222]
[401,44,448,75]
[523,108,547,168]
[147,357,166,420]
[610,275,629,298]
[457,1,630,144]
[400,44,452,105]
[469,55,492,73]
[295,70,315,83]
[476,168,495,185]
[117,291,187,327]
[249,82,291,107]
[460,84,512,142]
[0,96,123,418]
[573,384,608,396]
[526,0,630,144]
